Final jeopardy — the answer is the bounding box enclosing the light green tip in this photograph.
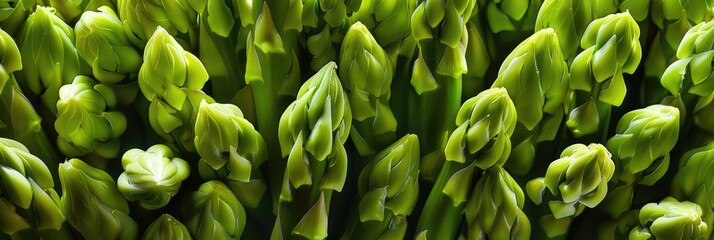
[142,214,192,240]
[630,197,708,240]
[59,158,138,240]
[118,144,190,210]
[183,180,246,240]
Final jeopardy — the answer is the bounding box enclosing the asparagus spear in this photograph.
[670,141,714,239]
[183,180,247,239]
[599,105,680,219]
[0,138,68,239]
[629,197,708,239]
[59,158,138,239]
[142,214,192,240]
[526,143,615,239]
[54,75,128,160]
[339,21,397,156]
[566,12,642,139]
[409,0,478,181]
[273,62,351,240]
[491,28,569,176]
[137,26,214,153]
[117,144,190,210]
[194,100,268,208]
[416,88,517,239]
[343,134,420,239]
[74,6,142,84]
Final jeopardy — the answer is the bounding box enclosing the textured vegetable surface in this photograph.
[2,1,714,239]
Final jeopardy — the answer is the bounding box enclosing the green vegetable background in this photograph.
[1,0,714,239]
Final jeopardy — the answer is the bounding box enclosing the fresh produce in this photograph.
[3,1,714,239]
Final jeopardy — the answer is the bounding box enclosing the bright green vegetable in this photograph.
[138,26,214,153]
[339,21,397,156]
[55,75,127,159]
[0,25,60,176]
[642,0,712,104]
[661,21,714,134]
[242,0,304,206]
[142,214,192,240]
[462,11,493,99]
[350,0,417,49]
[600,105,680,218]
[567,12,642,139]
[409,0,478,181]
[464,166,530,240]
[190,0,245,103]
[629,197,708,240]
[417,88,517,240]
[75,6,142,84]
[274,62,351,240]
[0,0,35,36]
[59,158,138,240]
[49,0,114,23]
[194,100,267,208]
[343,134,420,239]
[118,0,197,45]
[0,138,66,239]
[16,6,88,115]
[302,0,353,71]
[670,141,714,239]
[526,143,614,238]
[117,144,189,210]
[491,28,569,176]
[182,180,246,240]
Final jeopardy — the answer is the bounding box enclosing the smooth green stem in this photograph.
[251,0,301,208]
[391,54,415,137]
[411,37,462,180]
[416,161,470,239]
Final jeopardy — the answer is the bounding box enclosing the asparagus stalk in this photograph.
[661,21,714,134]
[194,100,268,208]
[566,12,642,140]
[117,144,190,210]
[47,0,115,23]
[0,26,61,179]
[54,75,128,161]
[642,0,712,104]
[416,88,517,239]
[409,0,478,181]
[343,134,420,239]
[190,0,248,103]
[629,197,708,239]
[59,158,138,239]
[273,62,351,240]
[137,26,214,153]
[464,166,530,240]
[302,0,354,71]
[242,0,304,208]
[599,105,680,219]
[0,138,69,239]
[526,143,615,239]
[16,6,88,116]
[142,214,192,240]
[0,0,35,36]
[117,0,198,47]
[182,180,247,239]
[74,6,142,85]
[339,21,397,156]
[484,0,542,59]
[491,28,569,176]
[670,141,714,239]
